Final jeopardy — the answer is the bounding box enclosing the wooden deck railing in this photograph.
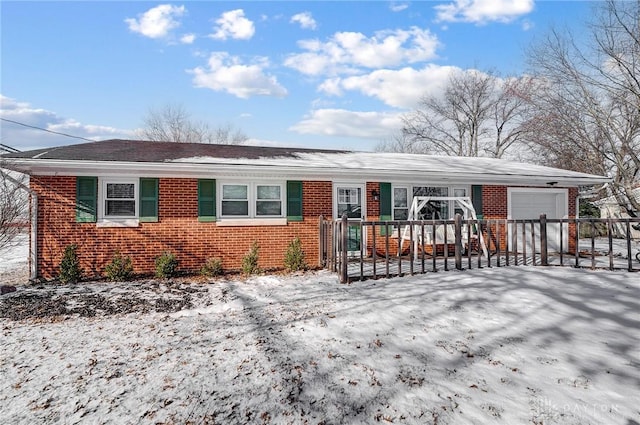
[319,214,640,283]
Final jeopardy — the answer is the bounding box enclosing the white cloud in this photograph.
[521,19,534,31]
[180,33,196,44]
[125,4,186,39]
[0,95,133,151]
[435,0,534,24]
[188,52,288,99]
[290,12,317,30]
[319,65,459,109]
[284,27,439,76]
[210,9,255,40]
[290,109,402,139]
[390,2,410,12]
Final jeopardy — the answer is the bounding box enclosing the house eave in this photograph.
[5,158,611,187]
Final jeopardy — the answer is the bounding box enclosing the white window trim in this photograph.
[220,182,250,218]
[97,177,139,227]
[390,184,472,220]
[392,185,410,220]
[333,183,366,220]
[255,184,285,218]
[217,181,285,222]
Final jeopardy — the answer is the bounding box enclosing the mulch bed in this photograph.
[0,280,211,321]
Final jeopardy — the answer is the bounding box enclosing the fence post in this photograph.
[626,221,633,272]
[340,213,348,283]
[540,214,548,266]
[454,213,463,270]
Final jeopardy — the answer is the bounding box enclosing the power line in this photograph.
[0,117,95,142]
[0,143,21,153]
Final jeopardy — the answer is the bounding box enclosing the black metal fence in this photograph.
[319,214,640,283]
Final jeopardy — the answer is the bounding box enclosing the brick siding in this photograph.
[31,178,581,280]
[31,177,333,279]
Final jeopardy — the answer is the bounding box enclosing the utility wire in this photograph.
[0,143,21,153]
[0,117,95,142]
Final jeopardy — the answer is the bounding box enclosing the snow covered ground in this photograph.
[0,233,29,284]
[1,265,639,424]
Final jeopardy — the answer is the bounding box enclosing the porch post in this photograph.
[540,214,548,266]
[454,213,463,270]
[340,213,348,283]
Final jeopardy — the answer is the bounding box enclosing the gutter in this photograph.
[5,158,612,187]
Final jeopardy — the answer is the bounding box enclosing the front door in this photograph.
[335,184,365,253]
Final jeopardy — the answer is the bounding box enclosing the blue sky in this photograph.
[1,1,592,152]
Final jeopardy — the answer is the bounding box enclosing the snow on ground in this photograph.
[0,233,29,285]
[1,266,639,425]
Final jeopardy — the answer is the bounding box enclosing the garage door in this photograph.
[509,189,568,253]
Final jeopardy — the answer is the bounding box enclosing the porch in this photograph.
[318,215,640,283]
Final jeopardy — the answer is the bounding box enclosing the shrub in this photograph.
[242,241,261,275]
[201,257,223,277]
[104,252,134,281]
[59,244,82,284]
[284,237,307,272]
[155,251,179,278]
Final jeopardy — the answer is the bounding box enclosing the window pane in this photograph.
[106,200,135,216]
[394,208,408,220]
[338,188,359,204]
[223,185,247,200]
[257,185,280,200]
[454,188,466,197]
[413,186,448,197]
[413,186,448,219]
[222,200,249,216]
[394,187,408,207]
[107,183,134,199]
[256,200,281,216]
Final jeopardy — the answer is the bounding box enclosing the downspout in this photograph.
[30,193,37,281]
[2,172,38,281]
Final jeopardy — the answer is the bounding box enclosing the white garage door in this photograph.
[509,189,568,253]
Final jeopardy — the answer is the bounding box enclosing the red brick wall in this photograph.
[365,182,380,219]
[31,176,333,280]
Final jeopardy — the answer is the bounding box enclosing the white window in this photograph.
[392,185,472,220]
[393,186,409,220]
[337,187,362,219]
[453,187,468,217]
[221,184,249,217]
[219,182,284,219]
[413,186,449,219]
[256,185,282,216]
[95,178,140,227]
[102,179,137,218]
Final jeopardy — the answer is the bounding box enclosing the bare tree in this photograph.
[0,165,29,251]
[525,0,640,215]
[393,70,533,158]
[375,131,425,153]
[138,103,248,144]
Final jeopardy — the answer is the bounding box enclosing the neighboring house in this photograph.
[596,188,640,239]
[2,139,609,280]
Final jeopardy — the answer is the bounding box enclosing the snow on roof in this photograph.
[2,139,609,186]
[173,151,603,180]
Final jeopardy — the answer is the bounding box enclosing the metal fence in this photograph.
[319,214,640,283]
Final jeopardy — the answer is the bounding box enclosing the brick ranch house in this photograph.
[2,139,609,280]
